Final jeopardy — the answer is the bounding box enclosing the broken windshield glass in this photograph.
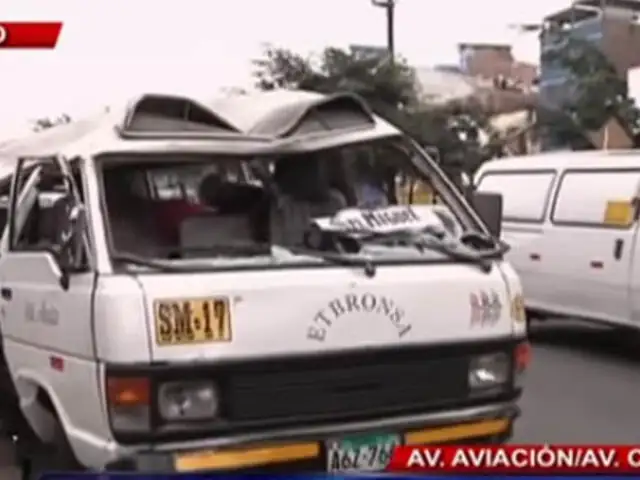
[100,137,490,271]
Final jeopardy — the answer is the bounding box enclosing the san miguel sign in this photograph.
[313,205,444,234]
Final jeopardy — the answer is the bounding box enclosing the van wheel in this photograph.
[23,419,82,480]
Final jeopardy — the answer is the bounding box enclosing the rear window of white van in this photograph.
[552,170,640,227]
[476,171,556,223]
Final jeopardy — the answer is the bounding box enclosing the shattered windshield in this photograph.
[100,138,497,272]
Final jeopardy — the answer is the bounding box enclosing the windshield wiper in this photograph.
[459,231,510,258]
[114,246,377,277]
[415,236,493,273]
[168,242,376,277]
[335,227,493,274]
[287,245,377,278]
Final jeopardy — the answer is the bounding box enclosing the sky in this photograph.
[0,0,568,138]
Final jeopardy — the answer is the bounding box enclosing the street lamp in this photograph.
[371,0,396,59]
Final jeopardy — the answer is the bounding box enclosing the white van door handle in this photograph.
[613,238,624,260]
[0,288,11,301]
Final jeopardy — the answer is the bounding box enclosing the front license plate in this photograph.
[326,433,401,472]
[153,297,232,346]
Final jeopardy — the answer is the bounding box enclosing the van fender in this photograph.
[12,370,63,444]
[11,365,122,469]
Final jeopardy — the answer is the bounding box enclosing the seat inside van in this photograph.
[269,156,347,247]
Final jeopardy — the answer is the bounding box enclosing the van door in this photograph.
[0,156,96,437]
[547,169,640,324]
[475,169,557,309]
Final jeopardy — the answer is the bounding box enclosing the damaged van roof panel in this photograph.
[207,90,378,137]
[0,90,401,160]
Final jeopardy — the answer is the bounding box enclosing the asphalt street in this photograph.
[514,320,640,443]
[0,320,639,477]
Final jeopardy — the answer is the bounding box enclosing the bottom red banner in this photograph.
[387,445,640,474]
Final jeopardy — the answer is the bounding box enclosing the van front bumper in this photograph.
[106,401,519,472]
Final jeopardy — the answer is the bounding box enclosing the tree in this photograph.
[540,31,640,146]
[253,45,492,190]
[253,45,417,123]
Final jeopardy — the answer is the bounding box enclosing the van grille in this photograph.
[220,341,514,426]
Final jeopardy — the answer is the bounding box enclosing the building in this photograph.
[453,44,540,154]
[458,43,538,88]
[452,43,538,113]
[539,0,640,149]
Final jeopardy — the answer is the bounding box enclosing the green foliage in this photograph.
[253,45,495,185]
[253,45,417,121]
[541,32,640,139]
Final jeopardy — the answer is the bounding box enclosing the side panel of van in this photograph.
[476,170,557,310]
[544,169,640,324]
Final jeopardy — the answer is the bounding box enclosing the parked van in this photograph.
[0,90,528,476]
[475,150,640,327]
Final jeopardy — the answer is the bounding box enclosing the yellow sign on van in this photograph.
[154,297,232,346]
[603,200,633,227]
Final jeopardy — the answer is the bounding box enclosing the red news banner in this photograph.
[0,22,62,49]
[387,445,640,474]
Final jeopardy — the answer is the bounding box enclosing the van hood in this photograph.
[136,263,515,362]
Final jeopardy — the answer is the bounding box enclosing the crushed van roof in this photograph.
[0,90,400,161]
[207,90,377,137]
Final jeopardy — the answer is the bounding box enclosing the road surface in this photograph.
[514,321,640,443]
[1,320,639,477]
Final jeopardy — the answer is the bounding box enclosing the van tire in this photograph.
[23,417,82,480]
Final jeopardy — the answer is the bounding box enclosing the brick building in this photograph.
[455,43,538,116]
[458,43,538,88]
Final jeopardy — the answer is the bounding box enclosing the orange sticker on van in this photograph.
[603,200,633,227]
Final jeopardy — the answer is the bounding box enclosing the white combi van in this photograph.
[475,149,640,328]
[0,90,528,476]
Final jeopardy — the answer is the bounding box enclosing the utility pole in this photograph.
[371,0,395,59]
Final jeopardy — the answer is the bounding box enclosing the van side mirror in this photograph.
[470,191,503,238]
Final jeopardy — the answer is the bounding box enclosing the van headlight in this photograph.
[469,353,510,389]
[158,381,219,421]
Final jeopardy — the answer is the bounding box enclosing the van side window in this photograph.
[552,170,640,228]
[10,162,86,267]
[476,171,556,223]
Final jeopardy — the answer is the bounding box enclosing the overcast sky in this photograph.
[0,0,567,137]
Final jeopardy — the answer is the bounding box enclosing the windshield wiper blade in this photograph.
[459,231,510,258]
[287,245,377,278]
[416,237,493,273]
[336,227,492,273]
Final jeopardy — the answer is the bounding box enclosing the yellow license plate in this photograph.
[154,297,232,346]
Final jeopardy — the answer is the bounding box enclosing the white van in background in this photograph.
[475,150,640,328]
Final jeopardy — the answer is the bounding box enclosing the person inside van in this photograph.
[352,151,389,209]
[270,155,347,246]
